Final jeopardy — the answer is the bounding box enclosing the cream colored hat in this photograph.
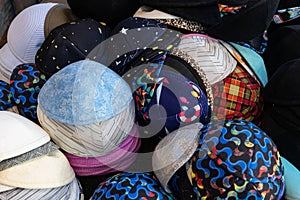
[0,150,75,190]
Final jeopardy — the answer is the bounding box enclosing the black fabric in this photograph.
[260,104,300,170]
[261,59,300,170]
[263,26,300,78]
[139,0,220,26]
[207,0,280,41]
[263,59,300,105]
[277,0,300,10]
[67,0,140,28]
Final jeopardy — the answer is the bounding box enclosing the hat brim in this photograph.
[0,44,22,82]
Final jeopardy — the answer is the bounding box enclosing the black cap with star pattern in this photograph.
[35,18,111,79]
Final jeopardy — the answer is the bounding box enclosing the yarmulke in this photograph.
[0,111,50,161]
[36,18,110,79]
[0,150,75,189]
[135,68,210,138]
[38,60,133,125]
[167,120,285,199]
[10,63,47,121]
[90,172,175,200]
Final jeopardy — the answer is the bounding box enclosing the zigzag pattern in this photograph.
[177,35,237,84]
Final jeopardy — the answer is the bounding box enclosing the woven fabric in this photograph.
[212,64,263,122]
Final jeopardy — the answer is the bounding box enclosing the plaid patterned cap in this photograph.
[168,120,285,199]
[211,56,263,123]
[35,18,111,79]
[10,63,47,122]
[90,172,175,200]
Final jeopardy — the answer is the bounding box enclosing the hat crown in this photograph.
[0,111,50,161]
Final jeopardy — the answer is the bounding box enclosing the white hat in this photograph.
[0,111,50,162]
[0,3,77,82]
[0,150,75,190]
[176,34,237,84]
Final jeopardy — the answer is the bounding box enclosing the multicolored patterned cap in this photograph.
[10,63,47,122]
[35,18,110,79]
[135,68,210,138]
[168,120,285,199]
[90,172,175,200]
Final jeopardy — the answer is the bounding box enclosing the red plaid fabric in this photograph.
[212,64,263,123]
